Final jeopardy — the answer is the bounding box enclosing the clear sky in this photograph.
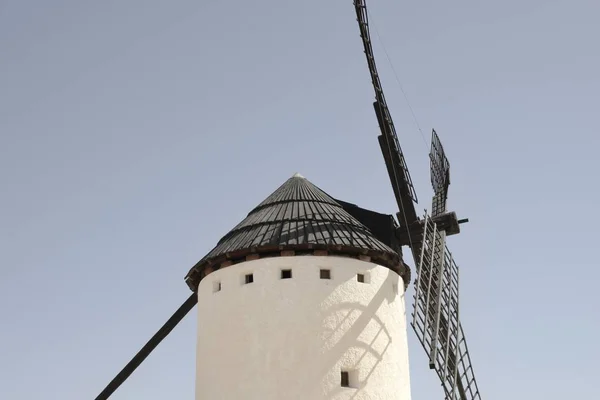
[1,0,598,399]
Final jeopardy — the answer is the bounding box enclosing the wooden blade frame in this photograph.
[430,129,450,217]
[412,213,481,400]
[354,0,420,235]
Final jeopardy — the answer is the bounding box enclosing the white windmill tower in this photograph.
[185,173,413,399]
[94,1,483,399]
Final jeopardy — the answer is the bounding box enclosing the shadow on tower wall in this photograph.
[302,269,407,399]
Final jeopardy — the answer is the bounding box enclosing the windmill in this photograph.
[94,1,482,399]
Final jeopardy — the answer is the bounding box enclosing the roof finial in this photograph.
[292,172,305,179]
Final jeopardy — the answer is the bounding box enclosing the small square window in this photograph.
[281,269,292,279]
[357,274,365,283]
[341,369,358,388]
[320,269,331,279]
[341,371,350,387]
[245,273,254,284]
[213,281,221,293]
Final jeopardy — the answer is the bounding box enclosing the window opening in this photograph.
[281,269,292,279]
[341,371,350,387]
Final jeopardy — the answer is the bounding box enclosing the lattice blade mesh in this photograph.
[430,129,450,196]
[412,212,481,400]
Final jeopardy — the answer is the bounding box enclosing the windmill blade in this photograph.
[95,293,198,400]
[412,213,481,400]
[352,3,480,398]
[430,129,450,217]
[354,0,419,231]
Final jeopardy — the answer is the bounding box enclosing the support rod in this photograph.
[95,292,198,400]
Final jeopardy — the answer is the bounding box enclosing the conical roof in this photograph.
[185,174,405,290]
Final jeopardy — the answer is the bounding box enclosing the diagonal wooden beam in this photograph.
[95,293,198,400]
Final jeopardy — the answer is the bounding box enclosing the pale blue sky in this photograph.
[1,0,598,399]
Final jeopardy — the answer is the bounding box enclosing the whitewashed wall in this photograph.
[195,256,411,400]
